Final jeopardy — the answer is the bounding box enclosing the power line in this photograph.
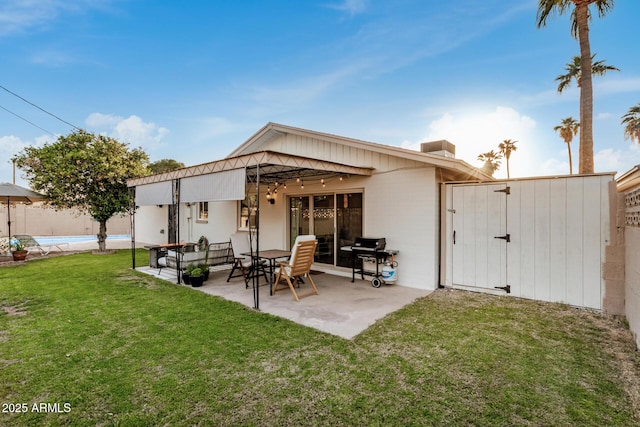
[0,103,55,135]
[0,83,81,131]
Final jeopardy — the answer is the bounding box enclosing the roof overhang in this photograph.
[127,150,374,187]
[617,164,640,192]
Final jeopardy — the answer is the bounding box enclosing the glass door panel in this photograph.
[313,195,335,264]
[289,196,310,249]
[337,193,363,268]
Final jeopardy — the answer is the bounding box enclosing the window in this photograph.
[197,201,209,222]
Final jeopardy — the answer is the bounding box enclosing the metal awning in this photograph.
[135,181,174,206]
[127,150,373,188]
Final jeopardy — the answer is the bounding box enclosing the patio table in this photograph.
[242,249,291,295]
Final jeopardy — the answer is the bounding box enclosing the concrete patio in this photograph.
[137,264,431,339]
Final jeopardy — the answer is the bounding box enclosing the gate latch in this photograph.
[494,234,510,243]
[494,285,511,294]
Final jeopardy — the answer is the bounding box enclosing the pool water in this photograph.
[35,235,131,245]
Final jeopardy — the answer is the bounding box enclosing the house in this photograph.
[128,122,490,293]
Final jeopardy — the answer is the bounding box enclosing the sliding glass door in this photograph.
[336,193,362,268]
[289,192,362,267]
[313,195,335,264]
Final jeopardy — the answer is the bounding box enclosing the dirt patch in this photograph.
[92,250,117,255]
[3,305,27,316]
[0,250,85,266]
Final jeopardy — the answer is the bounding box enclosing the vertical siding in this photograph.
[446,174,612,310]
[262,134,421,171]
[548,179,568,304]
[565,177,584,306]
[534,180,551,302]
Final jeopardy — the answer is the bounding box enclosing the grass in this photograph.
[1,250,640,426]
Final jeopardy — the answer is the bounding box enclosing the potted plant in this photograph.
[182,263,197,285]
[197,262,210,281]
[189,267,205,287]
[10,238,28,261]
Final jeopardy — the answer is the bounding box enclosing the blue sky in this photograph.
[1,0,639,187]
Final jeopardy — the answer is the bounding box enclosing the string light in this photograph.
[266,186,271,200]
[301,180,304,189]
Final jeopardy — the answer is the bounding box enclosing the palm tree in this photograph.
[553,117,580,174]
[498,139,518,178]
[622,103,640,144]
[537,0,615,175]
[556,54,619,93]
[477,150,502,177]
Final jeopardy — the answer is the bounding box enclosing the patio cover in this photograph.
[127,151,373,309]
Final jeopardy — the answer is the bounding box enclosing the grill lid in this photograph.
[352,237,386,251]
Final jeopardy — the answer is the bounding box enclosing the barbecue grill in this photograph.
[349,237,389,286]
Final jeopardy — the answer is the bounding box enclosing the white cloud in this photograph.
[0,0,120,37]
[0,135,28,154]
[0,133,55,185]
[595,143,640,176]
[401,106,538,178]
[85,113,169,149]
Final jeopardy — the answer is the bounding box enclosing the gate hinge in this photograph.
[494,234,510,243]
[494,186,510,195]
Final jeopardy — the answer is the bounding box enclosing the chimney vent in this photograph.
[420,140,456,158]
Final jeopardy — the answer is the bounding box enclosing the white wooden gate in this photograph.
[451,183,509,292]
[443,174,614,310]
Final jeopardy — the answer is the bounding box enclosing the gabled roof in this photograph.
[228,122,492,181]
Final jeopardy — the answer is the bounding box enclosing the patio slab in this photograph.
[137,266,431,339]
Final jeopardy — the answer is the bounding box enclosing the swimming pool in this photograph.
[34,235,131,246]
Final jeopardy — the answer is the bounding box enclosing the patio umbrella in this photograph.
[0,182,46,240]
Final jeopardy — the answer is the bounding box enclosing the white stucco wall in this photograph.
[178,201,238,244]
[363,167,438,290]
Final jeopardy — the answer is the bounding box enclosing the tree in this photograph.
[537,0,615,174]
[477,150,502,177]
[14,130,149,251]
[622,103,640,144]
[498,139,518,178]
[149,158,185,174]
[556,54,619,93]
[554,117,580,174]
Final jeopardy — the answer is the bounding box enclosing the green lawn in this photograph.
[1,250,639,426]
